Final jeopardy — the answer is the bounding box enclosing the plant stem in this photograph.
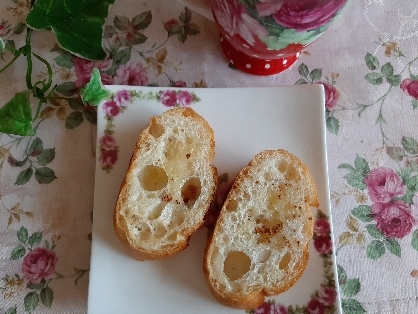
[25,28,33,90]
[0,51,22,73]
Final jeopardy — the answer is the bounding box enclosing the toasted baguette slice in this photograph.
[203,150,318,309]
[114,107,218,260]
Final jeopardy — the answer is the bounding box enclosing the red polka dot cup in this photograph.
[211,0,348,75]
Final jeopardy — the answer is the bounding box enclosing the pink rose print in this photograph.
[254,301,288,314]
[100,149,118,168]
[99,135,117,150]
[213,0,268,45]
[160,90,178,107]
[0,19,11,36]
[400,78,418,99]
[114,90,131,106]
[73,56,113,88]
[273,0,346,31]
[307,298,326,314]
[365,167,406,203]
[320,82,339,110]
[164,19,181,35]
[113,62,149,86]
[314,235,332,254]
[313,218,331,236]
[256,0,284,17]
[318,286,337,306]
[371,201,415,239]
[411,192,418,220]
[103,100,121,117]
[176,90,193,107]
[22,248,58,283]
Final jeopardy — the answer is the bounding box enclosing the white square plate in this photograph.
[88,85,341,313]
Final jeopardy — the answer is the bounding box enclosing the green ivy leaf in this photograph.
[0,91,34,136]
[298,63,309,77]
[337,264,347,285]
[326,116,339,134]
[381,62,394,77]
[341,298,366,313]
[80,68,111,106]
[364,72,383,85]
[26,0,116,60]
[40,286,54,307]
[366,224,385,239]
[10,245,26,260]
[24,291,39,313]
[366,240,385,260]
[132,11,152,31]
[401,136,418,154]
[17,226,29,243]
[384,238,401,257]
[37,148,55,166]
[411,230,418,252]
[341,278,361,297]
[15,167,34,185]
[28,138,43,156]
[351,205,373,222]
[35,167,57,184]
[28,231,43,247]
[354,156,370,176]
[365,52,379,70]
[343,172,366,190]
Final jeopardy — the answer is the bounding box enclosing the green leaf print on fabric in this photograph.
[338,264,366,314]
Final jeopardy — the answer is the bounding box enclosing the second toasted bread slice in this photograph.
[203,150,318,309]
[114,107,218,260]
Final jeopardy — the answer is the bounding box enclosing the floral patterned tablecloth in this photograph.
[1,0,418,313]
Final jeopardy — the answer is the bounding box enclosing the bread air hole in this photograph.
[255,215,283,244]
[223,251,251,281]
[164,137,181,160]
[148,203,165,220]
[139,165,168,191]
[135,223,151,240]
[258,250,272,263]
[149,121,164,138]
[279,252,292,270]
[153,223,167,239]
[225,199,238,212]
[278,160,300,182]
[181,177,201,208]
